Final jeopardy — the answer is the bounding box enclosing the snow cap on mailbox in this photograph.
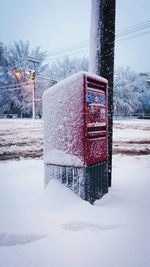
[43,71,108,168]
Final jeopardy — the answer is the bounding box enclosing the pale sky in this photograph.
[0,0,150,72]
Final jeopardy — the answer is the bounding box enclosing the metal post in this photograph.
[28,57,40,119]
[32,75,36,119]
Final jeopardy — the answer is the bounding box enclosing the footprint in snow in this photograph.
[62,221,118,232]
[0,232,46,247]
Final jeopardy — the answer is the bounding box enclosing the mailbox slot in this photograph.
[87,124,107,139]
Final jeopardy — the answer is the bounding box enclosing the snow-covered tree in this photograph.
[113,67,145,116]
[138,77,150,115]
[0,40,49,116]
[0,43,5,71]
[0,42,88,116]
[48,56,88,81]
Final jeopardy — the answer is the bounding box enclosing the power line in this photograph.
[0,79,55,93]
[117,22,150,38]
[1,20,150,91]
[47,41,89,57]
[0,87,26,92]
[0,81,31,90]
[46,19,150,60]
[117,29,150,42]
[116,19,150,35]
[47,47,89,60]
[0,75,56,91]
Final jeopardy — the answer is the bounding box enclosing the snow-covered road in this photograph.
[0,155,150,267]
[0,119,43,160]
[0,118,150,160]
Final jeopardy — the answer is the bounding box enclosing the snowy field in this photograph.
[0,155,150,267]
[0,118,150,160]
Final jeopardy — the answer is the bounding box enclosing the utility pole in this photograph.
[28,57,40,119]
[89,0,116,187]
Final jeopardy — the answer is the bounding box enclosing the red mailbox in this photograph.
[43,72,108,203]
[85,76,108,166]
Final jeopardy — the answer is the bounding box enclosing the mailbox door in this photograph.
[85,77,108,166]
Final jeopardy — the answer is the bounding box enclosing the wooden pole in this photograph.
[89,0,116,186]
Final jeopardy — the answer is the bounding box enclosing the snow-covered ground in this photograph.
[0,155,150,267]
[113,119,150,155]
[0,119,150,266]
[0,119,43,160]
[0,118,150,160]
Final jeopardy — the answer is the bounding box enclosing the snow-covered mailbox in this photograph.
[43,72,108,203]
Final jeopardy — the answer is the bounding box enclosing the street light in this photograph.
[15,71,21,79]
